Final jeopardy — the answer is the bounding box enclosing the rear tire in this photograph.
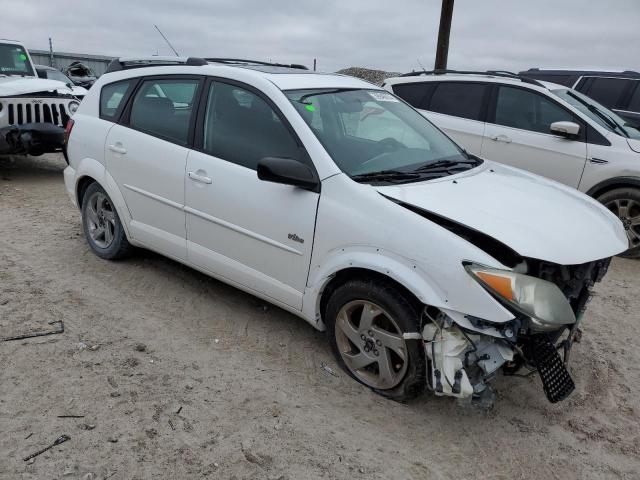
[81,182,133,260]
[325,278,426,401]
[598,188,640,259]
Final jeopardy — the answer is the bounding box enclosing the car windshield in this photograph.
[552,88,640,140]
[44,68,72,84]
[0,43,34,76]
[284,88,479,183]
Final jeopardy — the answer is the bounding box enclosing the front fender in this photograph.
[302,245,448,329]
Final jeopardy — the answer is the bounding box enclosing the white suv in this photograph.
[384,71,640,257]
[64,57,626,405]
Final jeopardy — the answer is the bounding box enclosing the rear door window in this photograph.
[583,77,630,108]
[427,82,487,121]
[128,78,200,144]
[493,86,575,134]
[391,82,435,110]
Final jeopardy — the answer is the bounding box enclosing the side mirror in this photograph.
[257,157,320,192]
[550,121,580,139]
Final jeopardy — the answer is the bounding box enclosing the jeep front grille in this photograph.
[6,101,70,127]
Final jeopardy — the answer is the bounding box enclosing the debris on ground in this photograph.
[2,320,64,342]
[133,343,147,352]
[23,434,70,461]
[335,67,401,86]
[320,362,338,377]
[57,414,84,419]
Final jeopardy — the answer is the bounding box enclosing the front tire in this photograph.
[325,278,426,401]
[81,182,133,260]
[598,188,640,259]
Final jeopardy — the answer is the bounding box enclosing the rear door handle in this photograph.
[108,144,127,154]
[489,134,512,143]
[188,171,212,184]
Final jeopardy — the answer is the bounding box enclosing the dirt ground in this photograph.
[1,153,639,480]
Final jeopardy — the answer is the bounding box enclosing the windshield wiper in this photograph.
[350,170,422,183]
[413,158,481,173]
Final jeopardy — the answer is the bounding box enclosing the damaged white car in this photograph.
[64,58,628,405]
[0,40,80,156]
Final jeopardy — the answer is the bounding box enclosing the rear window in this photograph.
[100,81,131,120]
[583,77,630,108]
[427,82,487,121]
[392,82,434,109]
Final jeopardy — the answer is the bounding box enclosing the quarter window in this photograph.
[100,81,131,120]
[626,82,640,112]
[584,77,629,108]
[129,78,199,144]
[428,82,487,120]
[202,82,301,170]
[494,86,575,134]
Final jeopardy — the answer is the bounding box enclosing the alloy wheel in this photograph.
[606,198,640,248]
[85,191,116,249]
[334,300,408,390]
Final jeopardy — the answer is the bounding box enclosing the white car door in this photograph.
[481,85,587,187]
[185,80,319,309]
[105,76,202,260]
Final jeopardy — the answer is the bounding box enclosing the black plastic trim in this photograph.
[585,176,640,197]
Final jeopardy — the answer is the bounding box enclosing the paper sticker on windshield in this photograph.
[368,91,399,102]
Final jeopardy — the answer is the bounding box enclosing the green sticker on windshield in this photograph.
[305,104,316,112]
[19,53,27,61]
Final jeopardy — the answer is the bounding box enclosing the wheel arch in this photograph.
[72,157,134,241]
[303,247,446,330]
[585,176,640,198]
[317,267,425,328]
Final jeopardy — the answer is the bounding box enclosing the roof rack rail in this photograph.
[399,69,545,87]
[104,56,208,74]
[205,58,308,70]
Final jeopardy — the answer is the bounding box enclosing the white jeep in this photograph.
[0,40,81,156]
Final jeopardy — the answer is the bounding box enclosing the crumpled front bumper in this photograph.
[0,123,65,156]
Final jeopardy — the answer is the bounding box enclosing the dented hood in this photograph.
[376,162,628,265]
[0,76,75,97]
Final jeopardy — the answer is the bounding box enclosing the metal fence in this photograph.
[29,49,115,77]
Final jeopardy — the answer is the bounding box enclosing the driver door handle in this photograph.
[489,134,512,143]
[188,171,212,184]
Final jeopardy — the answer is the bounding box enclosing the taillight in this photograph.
[64,118,75,146]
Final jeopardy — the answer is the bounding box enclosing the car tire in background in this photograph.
[81,182,133,260]
[598,187,640,258]
[325,278,426,401]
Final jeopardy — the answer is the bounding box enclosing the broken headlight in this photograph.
[465,263,576,332]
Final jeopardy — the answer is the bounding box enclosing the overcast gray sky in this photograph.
[2,0,639,73]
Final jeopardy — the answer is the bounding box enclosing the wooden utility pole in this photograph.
[434,0,454,70]
[48,37,54,67]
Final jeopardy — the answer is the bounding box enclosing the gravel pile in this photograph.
[335,67,402,85]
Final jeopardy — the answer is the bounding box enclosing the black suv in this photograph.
[519,69,640,128]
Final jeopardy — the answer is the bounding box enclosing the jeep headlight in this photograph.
[68,101,80,114]
[465,263,576,331]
